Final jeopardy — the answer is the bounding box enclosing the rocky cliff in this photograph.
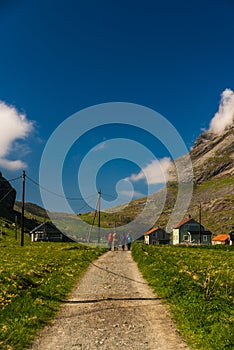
[0,172,16,211]
[190,124,234,183]
[167,123,234,184]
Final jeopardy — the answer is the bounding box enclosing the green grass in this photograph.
[0,230,106,350]
[132,244,234,350]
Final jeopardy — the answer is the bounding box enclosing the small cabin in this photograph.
[212,234,230,245]
[30,222,76,242]
[172,217,212,245]
[144,227,170,245]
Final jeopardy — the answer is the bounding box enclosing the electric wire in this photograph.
[0,175,21,183]
[0,188,14,203]
[26,175,85,201]
[26,175,119,210]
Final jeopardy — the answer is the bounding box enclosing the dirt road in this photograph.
[29,250,191,350]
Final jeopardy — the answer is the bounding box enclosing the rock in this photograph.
[0,172,16,210]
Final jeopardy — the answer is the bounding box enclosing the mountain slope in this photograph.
[191,125,234,183]
[81,124,234,235]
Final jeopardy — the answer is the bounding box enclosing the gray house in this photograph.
[144,227,170,245]
[30,222,76,242]
[172,217,212,245]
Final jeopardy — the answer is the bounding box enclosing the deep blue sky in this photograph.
[0,0,234,212]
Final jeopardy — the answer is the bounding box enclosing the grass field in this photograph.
[132,244,234,350]
[0,230,106,350]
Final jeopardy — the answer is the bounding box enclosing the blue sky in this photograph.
[0,0,234,213]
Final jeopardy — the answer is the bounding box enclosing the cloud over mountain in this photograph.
[0,101,34,170]
[127,157,171,185]
[208,88,234,134]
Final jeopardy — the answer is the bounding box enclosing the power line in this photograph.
[76,196,97,212]
[0,188,15,203]
[0,176,21,183]
[26,175,110,206]
[26,175,85,200]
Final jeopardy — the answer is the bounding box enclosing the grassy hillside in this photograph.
[79,174,233,235]
[14,202,49,224]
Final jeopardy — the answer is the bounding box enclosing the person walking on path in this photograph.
[112,232,119,251]
[126,233,132,250]
[107,232,113,251]
[120,233,126,250]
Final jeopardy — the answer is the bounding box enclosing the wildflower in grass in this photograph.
[1,325,7,332]
[35,298,43,304]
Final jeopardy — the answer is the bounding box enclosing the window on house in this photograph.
[203,235,207,242]
[183,235,189,241]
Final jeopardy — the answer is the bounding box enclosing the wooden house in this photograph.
[144,227,170,245]
[30,222,76,242]
[212,234,230,245]
[172,217,212,245]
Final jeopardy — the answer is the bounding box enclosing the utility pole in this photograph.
[97,190,101,244]
[21,170,25,247]
[199,202,202,244]
[86,189,101,244]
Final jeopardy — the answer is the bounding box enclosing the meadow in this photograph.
[0,230,106,350]
[132,244,234,350]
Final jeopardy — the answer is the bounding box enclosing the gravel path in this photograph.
[29,250,191,350]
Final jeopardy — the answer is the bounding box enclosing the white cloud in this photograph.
[126,157,171,185]
[0,158,27,170]
[0,101,34,170]
[208,88,234,134]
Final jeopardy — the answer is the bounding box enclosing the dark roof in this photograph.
[30,221,62,234]
[30,221,78,242]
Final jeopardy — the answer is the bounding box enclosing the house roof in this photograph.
[173,217,194,229]
[144,227,160,236]
[30,221,62,234]
[30,221,78,242]
[212,234,230,242]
